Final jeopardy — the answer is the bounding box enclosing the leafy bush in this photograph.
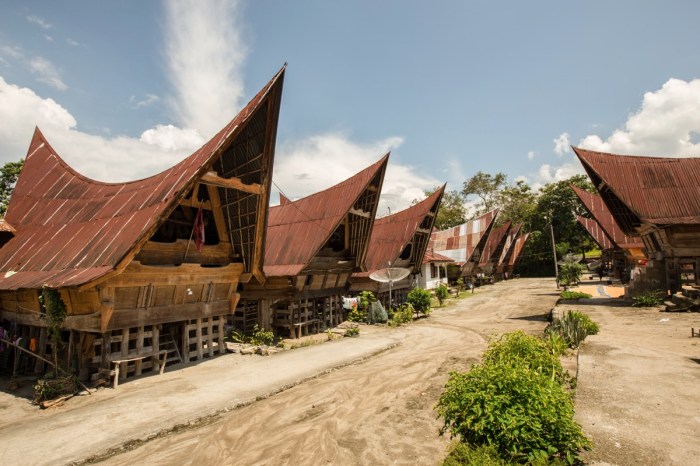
[544,331,569,357]
[557,261,583,287]
[407,287,432,316]
[389,303,414,327]
[443,442,510,466]
[482,331,566,383]
[546,310,599,348]
[435,284,449,306]
[632,289,664,307]
[344,327,360,337]
[348,291,376,322]
[249,325,274,346]
[34,375,78,403]
[559,290,592,300]
[436,361,591,464]
[455,278,464,298]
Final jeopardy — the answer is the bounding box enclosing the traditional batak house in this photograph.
[570,184,646,280]
[475,220,512,279]
[429,209,499,282]
[349,186,445,306]
[573,146,700,293]
[504,232,530,276]
[495,223,522,279]
[0,66,285,384]
[237,155,388,338]
[417,250,454,290]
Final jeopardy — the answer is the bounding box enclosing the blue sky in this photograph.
[2,1,700,214]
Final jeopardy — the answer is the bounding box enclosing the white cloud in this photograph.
[66,38,82,47]
[26,56,67,90]
[1,45,23,60]
[0,77,193,181]
[129,93,160,109]
[527,150,535,160]
[579,78,700,157]
[164,0,247,137]
[140,124,203,151]
[553,132,570,156]
[533,158,584,186]
[273,134,439,214]
[27,15,52,30]
[44,35,54,42]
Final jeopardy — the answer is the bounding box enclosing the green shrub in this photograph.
[407,287,432,315]
[436,361,591,464]
[632,290,664,307]
[249,325,274,346]
[482,331,566,383]
[546,310,599,348]
[455,278,464,298]
[389,303,414,327]
[559,290,592,300]
[344,327,360,337]
[558,261,583,287]
[544,331,569,357]
[435,284,449,306]
[348,291,376,322]
[443,442,510,466]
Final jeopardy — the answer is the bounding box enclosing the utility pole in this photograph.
[549,218,559,289]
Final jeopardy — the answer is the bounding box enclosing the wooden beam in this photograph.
[206,184,231,243]
[103,261,244,288]
[179,198,212,210]
[201,172,261,195]
[135,240,233,266]
[108,300,230,330]
[100,288,115,333]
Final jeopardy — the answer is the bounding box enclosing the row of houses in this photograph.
[571,147,700,295]
[0,66,487,385]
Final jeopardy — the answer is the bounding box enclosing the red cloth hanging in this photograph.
[194,207,205,252]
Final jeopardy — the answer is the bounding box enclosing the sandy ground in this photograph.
[1,277,698,465]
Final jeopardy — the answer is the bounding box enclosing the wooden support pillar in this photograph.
[152,325,161,371]
[101,332,112,376]
[182,321,190,363]
[196,318,203,360]
[135,326,144,375]
[218,316,225,355]
[34,327,47,374]
[207,317,214,357]
[120,328,129,381]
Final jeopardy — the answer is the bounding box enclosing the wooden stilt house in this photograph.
[475,221,512,278]
[0,66,285,384]
[495,223,522,279]
[570,184,646,280]
[429,209,499,282]
[573,146,700,293]
[237,155,388,338]
[349,185,445,306]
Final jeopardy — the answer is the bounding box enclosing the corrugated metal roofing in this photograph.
[0,66,286,290]
[362,186,444,274]
[478,221,512,267]
[576,215,613,250]
[574,147,700,229]
[507,233,530,268]
[429,210,499,264]
[264,154,389,277]
[570,184,644,250]
[422,249,454,264]
[497,223,522,267]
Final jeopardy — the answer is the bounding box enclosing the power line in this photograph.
[271,179,332,235]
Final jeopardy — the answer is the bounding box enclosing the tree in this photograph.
[0,159,24,216]
[462,171,507,215]
[424,188,467,230]
[497,180,537,229]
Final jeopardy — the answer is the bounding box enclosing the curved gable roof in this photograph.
[478,221,512,267]
[264,154,389,277]
[576,215,613,250]
[573,147,700,229]
[361,184,445,274]
[0,66,285,289]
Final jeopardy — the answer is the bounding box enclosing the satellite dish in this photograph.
[368,267,411,310]
[369,267,411,283]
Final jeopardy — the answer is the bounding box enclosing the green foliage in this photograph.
[455,278,464,297]
[41,287,67,368]
[424,188,468,230]
[249,324,274,346]
[437,360,591,463]
[407,288,432,315]
[443,442,511,466]
[435,284,449,306]
[462,171,508,215]
[497,180,537,230]
[560,290,592,300]
[348,291,376,322]
[344,327,360,337]
[0,159,24,216]
[482,331,566,383]
[546,310,599,348]
[33,375,78,403]
[557,260,583,287]
[389,303,414,326]
[544,332,569,357]
[632,290,664,307]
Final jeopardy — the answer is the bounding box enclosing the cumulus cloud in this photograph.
[273,134,439,214]
[553,132,570,156]
[527,150,535,160]
[26,15,52,30]
[129,93,160,109]
[164,0,247,137]
[579,78,700,157]
[140,124,203,151]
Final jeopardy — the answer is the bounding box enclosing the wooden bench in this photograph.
[110,350,168,388]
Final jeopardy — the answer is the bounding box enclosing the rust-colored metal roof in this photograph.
[264,154,389,277]
[497,223,522,269]
[507,232,530,268]
[576,215,613,250]
[574,147,700,232]
[429,209,499,265]
[360,185,445,275]
[0,66,286,290]
[478,221,512,268]
[570,184,644,250]
[422,249,454,264]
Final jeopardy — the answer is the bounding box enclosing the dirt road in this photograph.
[102,278,558,466]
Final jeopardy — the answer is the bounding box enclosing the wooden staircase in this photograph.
[159,331,183,366]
